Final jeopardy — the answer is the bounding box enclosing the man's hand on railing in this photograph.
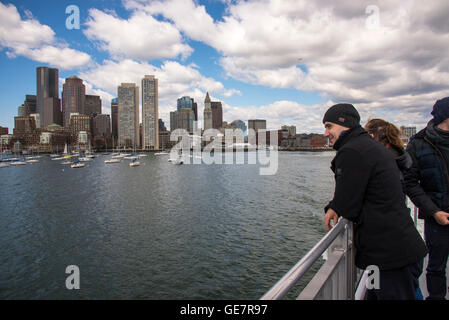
[324,208,339,230]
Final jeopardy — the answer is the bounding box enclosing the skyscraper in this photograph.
[85,95,101,117]
[177,96,197,121]
[118,83,139,148]
[111,98,118,145]
[211,101,223,129]
[142,75,159,150]
[62,76,85,127]
[36,67,59,127]
[43,97,62,126]
[203,92,213,130]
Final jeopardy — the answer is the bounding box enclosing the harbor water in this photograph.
[0,151,335,299]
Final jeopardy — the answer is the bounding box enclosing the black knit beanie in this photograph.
[431,97,449,125]
[322,103,360,128]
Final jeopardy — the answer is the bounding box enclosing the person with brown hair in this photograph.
[365,118,424,299]
[364,119,412,192]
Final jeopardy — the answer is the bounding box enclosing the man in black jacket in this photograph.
[405,97,449,300]
[323,103,427,300]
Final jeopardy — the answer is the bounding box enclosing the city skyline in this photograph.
[2,0,449,134]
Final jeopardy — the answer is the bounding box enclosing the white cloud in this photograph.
[0,2,91,69]
[131,0,449,127]
[84,8,193,61]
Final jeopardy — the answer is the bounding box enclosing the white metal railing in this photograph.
[261,201,420,300]
[261,218,359,300]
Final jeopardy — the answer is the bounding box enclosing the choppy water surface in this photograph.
[0,151,336,299]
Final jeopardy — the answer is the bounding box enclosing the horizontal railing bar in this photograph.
[260,218,349,300]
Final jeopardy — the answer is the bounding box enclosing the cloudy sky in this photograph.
[1,0,448,133]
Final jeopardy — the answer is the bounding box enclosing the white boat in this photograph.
[0,163,9,168]
[137,153,147,158]
[167,158,176,162]
[10,160,27,166]
[49,154,60,158]
[124,154,137,160]
[105,159,121,164]
[51,157,64,161]
[129,158,140,167]
[71,161,85,168]
[26,159,39,163]
[155,152,169,155]
[79,157,93,162]
[112,154,125,159]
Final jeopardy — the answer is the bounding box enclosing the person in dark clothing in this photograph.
[365,118,424,299]
[323,103,428,300]
[405,97,449,300]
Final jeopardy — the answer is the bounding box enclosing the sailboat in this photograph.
[71,160,85,168]
[129,157,140,167]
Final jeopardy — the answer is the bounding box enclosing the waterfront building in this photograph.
[204,92,213,130]
[310,134,327,148]
[70,113,91,146]
[12,116,40,152]
[43,124,72,153]
[62,76,85,127]
[40,132,52,144]
[159,130,173,150]
[400,126,417,144]
[92,114,111,149]
[0,134,13,149]
[92,114,111,138]
[142,75,159,150]
[14,116,36,134]
[281,125,296,137]
[111,98,118,146]
[0,126,8,135]
[85,95,101,117]
[117,83,139,149]
[36,67,59,127]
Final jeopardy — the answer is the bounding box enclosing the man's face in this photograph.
[324,122,349,145]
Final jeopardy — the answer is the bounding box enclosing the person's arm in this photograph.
[326,147,370,222]
[404,142,441,218]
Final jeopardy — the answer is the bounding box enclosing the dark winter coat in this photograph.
[325,126,427,270]
[405,121,449,219]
